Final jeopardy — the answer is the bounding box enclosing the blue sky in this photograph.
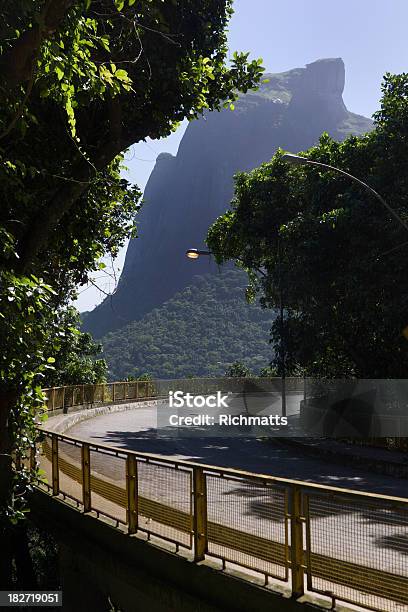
[76,0,408,311]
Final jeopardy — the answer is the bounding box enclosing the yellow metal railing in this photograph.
[34,383,408,612]
[42,377,306,413]
[42,381,156,411]
[31,432,408,612]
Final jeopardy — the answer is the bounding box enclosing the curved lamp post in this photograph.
[281,153,408,233]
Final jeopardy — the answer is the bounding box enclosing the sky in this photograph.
[75,0,408,312]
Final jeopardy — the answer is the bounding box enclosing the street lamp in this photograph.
[281,153,408,234]
[185,247,288,417]
[185,248,212,259]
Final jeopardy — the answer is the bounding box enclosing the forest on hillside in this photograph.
[101,270,276,379]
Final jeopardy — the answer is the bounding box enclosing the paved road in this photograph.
[66,396,408,497]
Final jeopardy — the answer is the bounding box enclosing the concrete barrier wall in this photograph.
[43,399,167,434]
[31,490,315,612]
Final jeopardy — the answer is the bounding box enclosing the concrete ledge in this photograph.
[43,399,167,435]
[30,490,322,612]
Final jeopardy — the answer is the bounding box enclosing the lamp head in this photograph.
[185,248,212,260]
[186,248,200,259]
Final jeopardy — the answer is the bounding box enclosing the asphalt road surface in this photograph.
[66,395,408,498]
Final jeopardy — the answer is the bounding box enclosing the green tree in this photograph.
[45,309,108,386]
[0,0,264,587]
[224,361,251,377]
[208,73,408,379]
[259,365,278,377]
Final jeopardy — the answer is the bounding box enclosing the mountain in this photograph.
[83,58,372,340]
[101,270,275,380]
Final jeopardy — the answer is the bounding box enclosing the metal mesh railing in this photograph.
[89,447,127,524]
[42,377,304,413]
[206,473,288,581]
[137,459,193,549]
[35,423,408,612]
[57,438,83,505]
[42,381,155,412]
[304,491,408,611]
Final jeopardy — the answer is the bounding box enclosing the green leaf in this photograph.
[55,66,64,81]
[115,69,129,81]
[100,36,110,52]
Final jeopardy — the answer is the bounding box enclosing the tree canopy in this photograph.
[1,0,264,278]
[0,0,264,586]
[207,73,408,378]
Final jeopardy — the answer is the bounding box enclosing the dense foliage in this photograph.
[224,361,252,377]
[44,309,108,386]
[0,0,264,278]
[101,270,276,379]
[208,73,408,378]
[0,0,263,587]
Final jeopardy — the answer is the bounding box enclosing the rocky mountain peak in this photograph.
[83,59,373,339]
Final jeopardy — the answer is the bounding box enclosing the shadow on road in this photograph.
[89,426,408,498]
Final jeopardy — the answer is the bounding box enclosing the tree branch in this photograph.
[16,130,128,274]
[0,0,75,91]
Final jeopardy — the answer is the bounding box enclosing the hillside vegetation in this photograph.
[101,270,275,379]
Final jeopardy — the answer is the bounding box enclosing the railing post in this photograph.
[136,381,139,400]
[290,485,304,598]
[112,383,116,402]
[101,383,105,403]
[89,384,95,406]
[193,466,207,562]
[126,455,138,534]
[51,434,59,496]
[81,443,91,512]
[51,387,56,411]
[61,386,66,412]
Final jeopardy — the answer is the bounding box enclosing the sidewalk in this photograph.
[278,430,408,479]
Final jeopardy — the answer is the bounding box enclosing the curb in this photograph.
[278,436,408,479]
[43,398,168,435]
